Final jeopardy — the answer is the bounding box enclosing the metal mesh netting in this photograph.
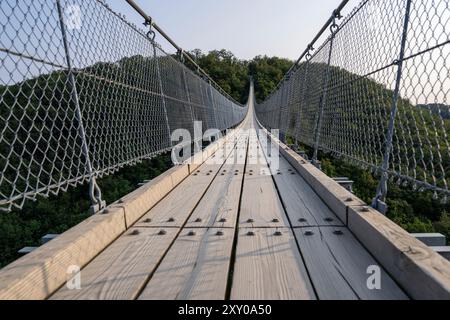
[256,0,450,202]
[0,0,247,211]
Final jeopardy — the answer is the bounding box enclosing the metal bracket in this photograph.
[330,21,339,34]
[333,9,343,20]
[89,201,107,215]
[143,17,153,27]
[372,199,388,215]
[177,49,185,63]
[88,178,106,214]
[311,159,322,170]
[143,18,156,41]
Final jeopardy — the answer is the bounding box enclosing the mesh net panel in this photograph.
[0,0,246,211]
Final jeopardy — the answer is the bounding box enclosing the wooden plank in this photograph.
[134,164,224,228]
[138,228,234,300]
[239,137,289,228]
[293,227,408,300]
[0,208,126,300]
[51,228,178,300]
[186,127,240,174]
[186,134,248,228]
[109,167,180,227]
[287,160,359,224]
[186,164,245,228]
[263,127,365,223]
[230,228,316,300]
[0,130,241,300]
[432,247,450,261]
[239,166,290,228]
[135,137,242,228]
[272,156,344,227]
[348,205,450,300]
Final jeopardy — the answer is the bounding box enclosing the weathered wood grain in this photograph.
[0,208,126,300]
[185,136,248,228]
[272,157,344,227]
[186,163,245,228]
[294,227,408,300]
[239,169,290,228]
[230,228,316,300]
[348,206,450,300]
[239,137,290,228]
[134,164,224,228]
[139,228,235,300]
[261,126,365,223]
[51,228,178,300]
[109,168,180,227]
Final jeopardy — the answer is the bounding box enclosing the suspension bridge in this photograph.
[1,0,450,300]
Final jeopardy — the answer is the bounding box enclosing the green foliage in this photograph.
[0,49,291,268]
[2,47,450,269]
[386,199,434,233]
[189,49,250,103]
[189,50,293,104]
[434,212,450,243]
[319,150,450,244]
[321,156,378,203]
[0,155,172,268]
[248,56,293,103]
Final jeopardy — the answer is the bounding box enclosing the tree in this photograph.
[248,56,293,103]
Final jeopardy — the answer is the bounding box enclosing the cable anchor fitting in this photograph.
[330,16,339,34]
[333,9,343,20]
[143,18,156,42]
[177,49,185,63]
[306,44,314,61]
[89,176,106,214]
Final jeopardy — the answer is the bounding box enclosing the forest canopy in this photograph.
[0,49,449,268]
[187,49,293,104]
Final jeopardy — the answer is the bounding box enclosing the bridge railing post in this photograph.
[294,60,310,150]
[56,0,105,214]
[230,99,235,128]
[312,17,340,167]
[371,0,413,214]
[198,81,209,129]
[282,81,290,143]
[179,51,195,123]
[277,84,284,135]
[281,84,288,142]
[209,81,219,131]
[179,51,199,152]
[152,40,172,149]
[285,77,293,144]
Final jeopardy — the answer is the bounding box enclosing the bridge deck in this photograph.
[49,94,408,300]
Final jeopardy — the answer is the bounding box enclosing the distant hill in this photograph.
[417,103,450,119]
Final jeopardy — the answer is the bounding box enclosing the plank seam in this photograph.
[257,127,412,299]
[255,124,319,299]
[45,208,128,300]
[224,131,249,301]
[132,139,241,300]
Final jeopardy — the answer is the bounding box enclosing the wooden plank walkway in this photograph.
[50,96,409,301]
[52,227,179,300]
[293,227,407,300]
[186,137,247,229]
[139,228,235,300]
[230,228,315,300]
[238,128,291,227]
[271,157,345,228]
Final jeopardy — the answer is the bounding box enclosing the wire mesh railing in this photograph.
[0,0,247,212]
[256,0,450,210]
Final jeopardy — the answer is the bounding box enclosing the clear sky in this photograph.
[106,0,360,61]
